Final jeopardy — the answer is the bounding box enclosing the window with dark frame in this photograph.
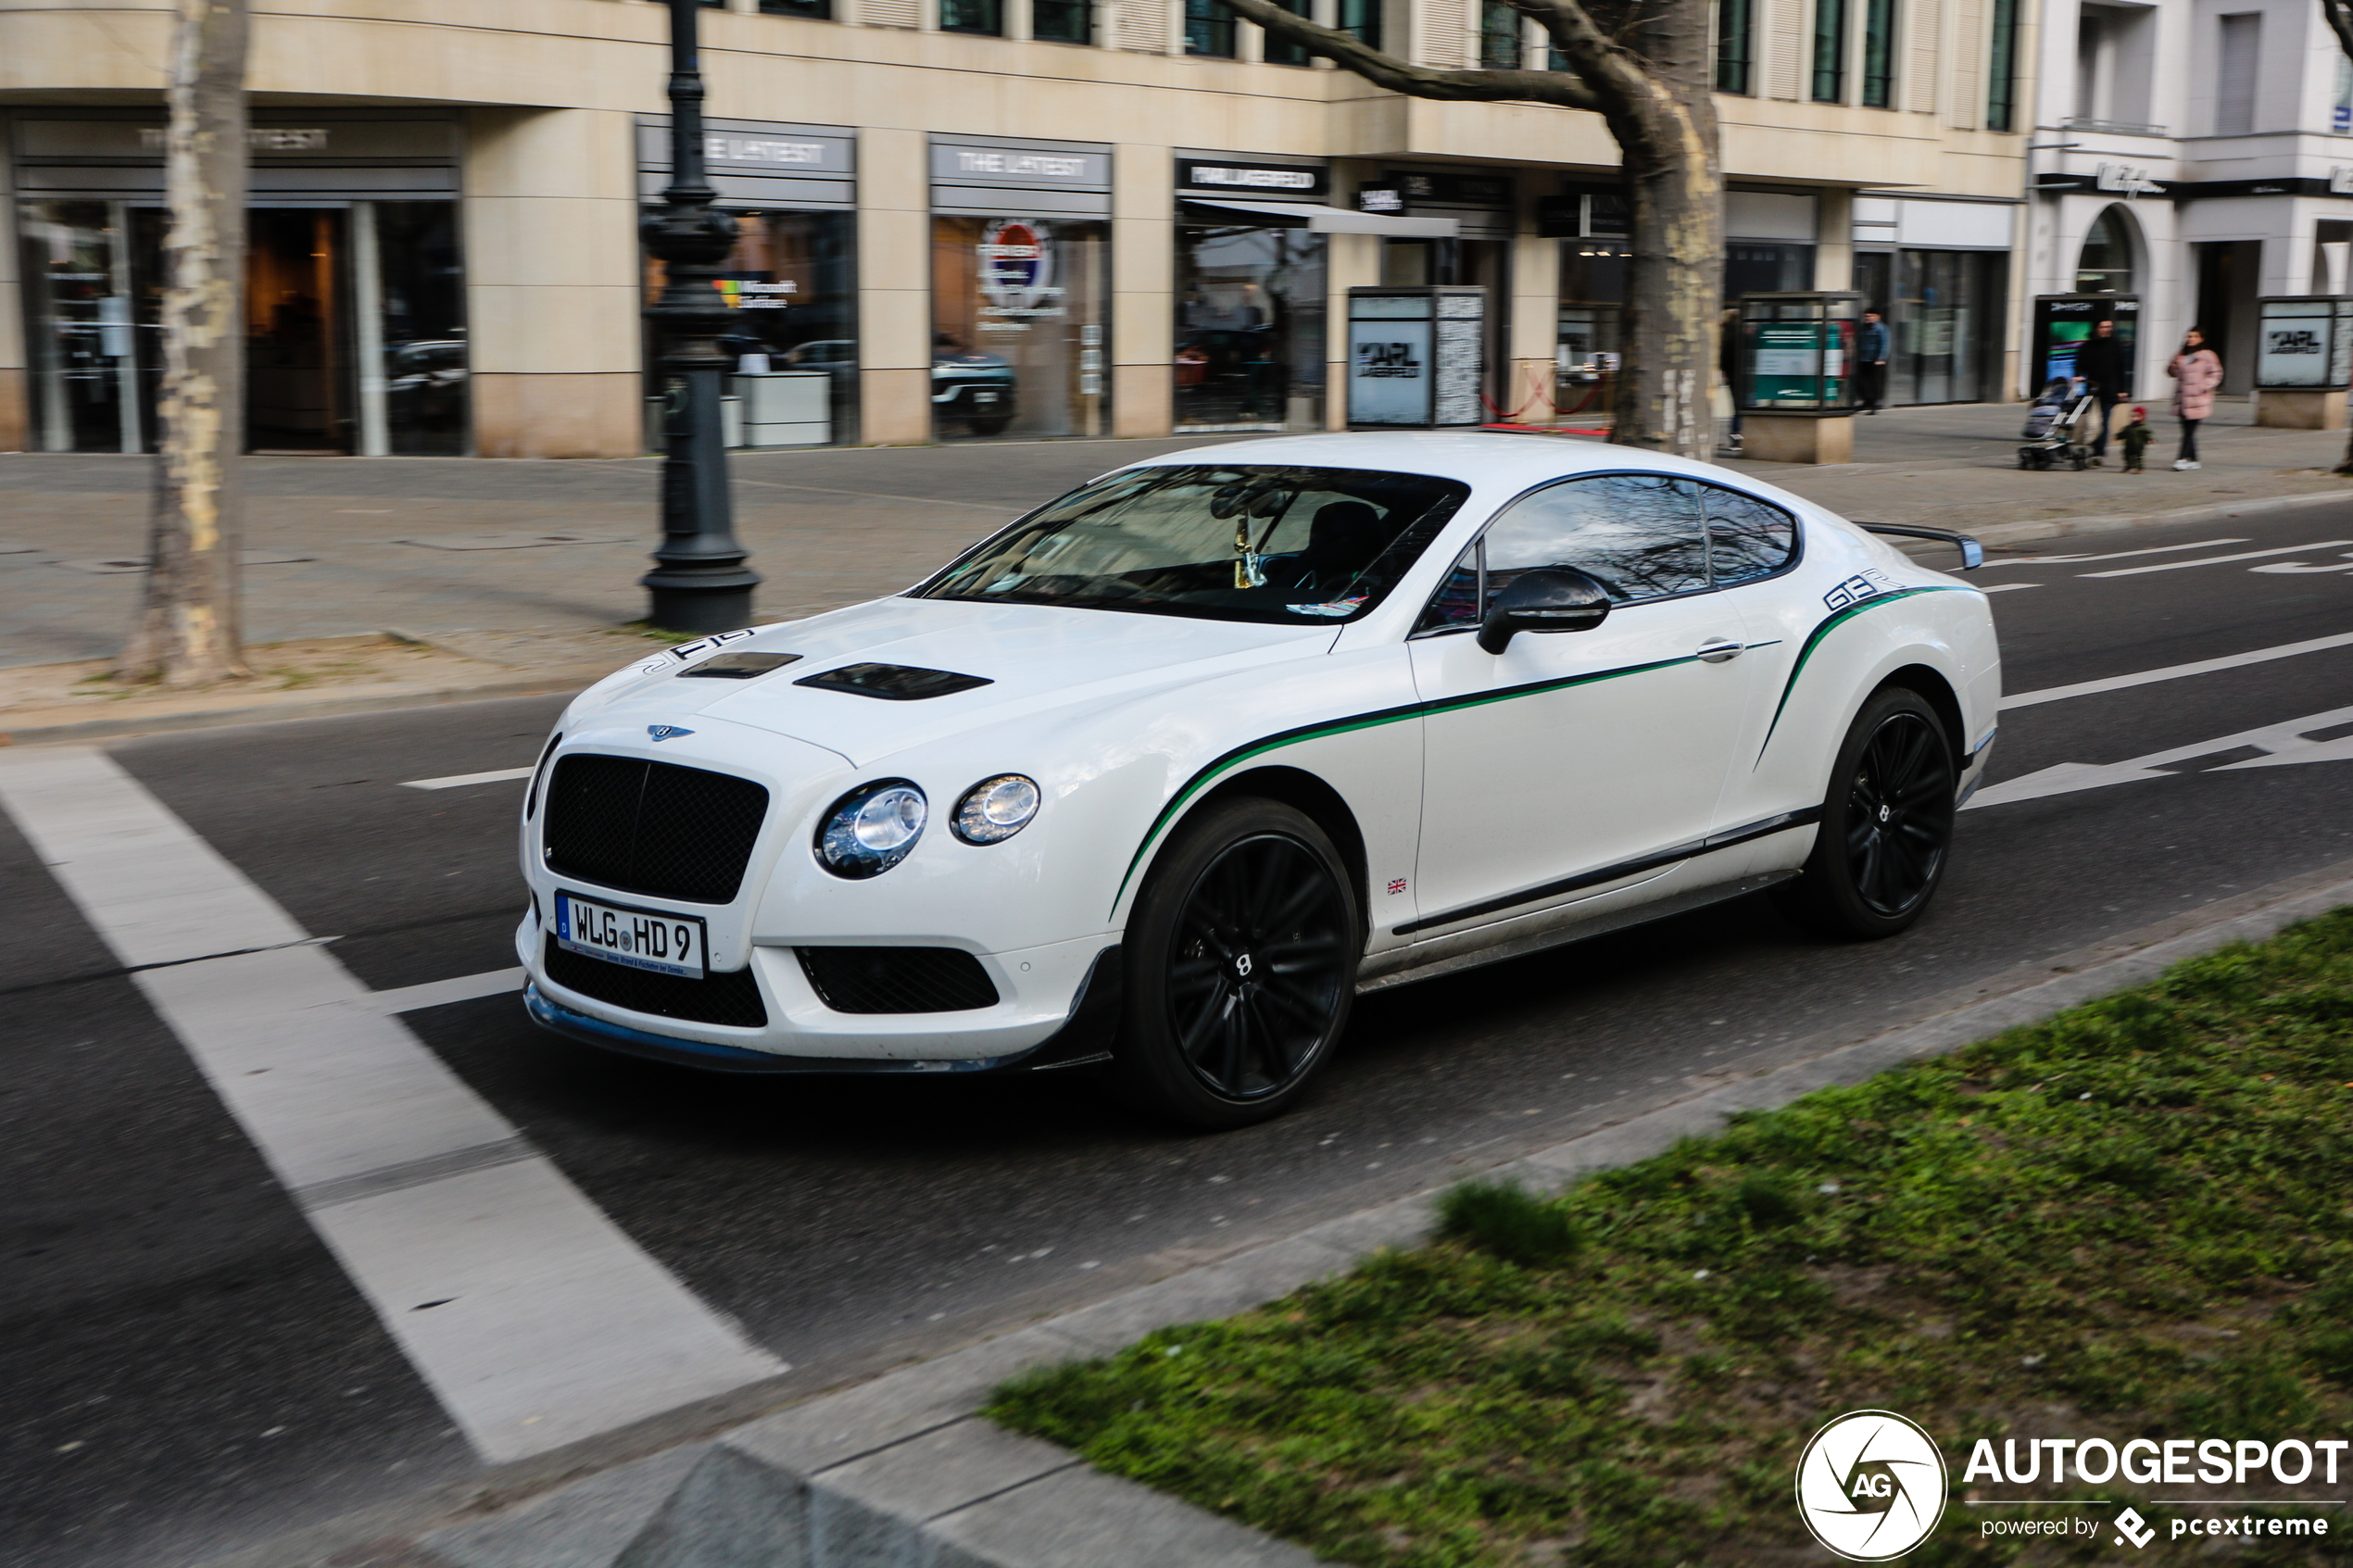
[1031,0,1091,42]
[1479,0,1522,68]
[1811,0,1847,101]
[1263,0,1312,64]
[939,0,1002,33]
[1860,0,1894,106]
[1185,0,1236,55]
[757,0,832,16]
[1714,0,1754,93]
[1986,0,2019,129]
[1337,0,1382,50]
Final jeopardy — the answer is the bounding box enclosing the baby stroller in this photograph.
[2018,378,2098,470]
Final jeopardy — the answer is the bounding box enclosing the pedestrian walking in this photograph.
[2119,405,2153,473]
[2073,316,2128,465]
[1856,309,1890,414]
[1719,307,1743,452]
[2166,328,2222,470]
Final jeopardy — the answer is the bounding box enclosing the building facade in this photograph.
[2,0,2034,458]
[2023,0,2353,401]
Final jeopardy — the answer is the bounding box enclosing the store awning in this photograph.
[1177,196,1459,237]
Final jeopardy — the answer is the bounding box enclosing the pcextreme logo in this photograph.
[1796,1411,1950,1561]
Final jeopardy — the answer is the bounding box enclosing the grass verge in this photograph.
[988,912,2353,1565]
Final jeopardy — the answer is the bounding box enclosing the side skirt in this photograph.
[1356,871,1798,997]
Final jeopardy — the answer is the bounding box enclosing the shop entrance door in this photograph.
[245,208,351,452]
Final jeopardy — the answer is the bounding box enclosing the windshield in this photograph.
[912,464,1469,625]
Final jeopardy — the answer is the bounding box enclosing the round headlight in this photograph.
[952,773,1041,845]
[816,780,927,878]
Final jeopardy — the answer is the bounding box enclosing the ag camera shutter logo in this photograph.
[1795,1410,1948,1561]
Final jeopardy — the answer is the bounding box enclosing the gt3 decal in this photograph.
[1755,585,1974,763]
[1821,570,1899,611]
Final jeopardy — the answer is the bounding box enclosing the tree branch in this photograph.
[1498,0,1659,110]
[1216,0,1604,112]
[2326,0,2353,65]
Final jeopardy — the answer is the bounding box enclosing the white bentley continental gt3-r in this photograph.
[518,433,1998,1128]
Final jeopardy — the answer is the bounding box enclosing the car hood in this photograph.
[575,597,1335,769]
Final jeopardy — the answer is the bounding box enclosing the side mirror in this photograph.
[1477,568,1613,655]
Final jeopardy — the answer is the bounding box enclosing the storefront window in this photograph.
[22,195,468,456]
[372,202,468,456]
[18,200,138,453]
[1176,223,1326,431]
[932,215,1110,440]
[1853,248,2003,404]
[2075,207,2135,293]
[644,209,859,447]
[1558,241,1628,420]
[1727,243,1816,299]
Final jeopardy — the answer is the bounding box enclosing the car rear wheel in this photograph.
[1774,688,1957,940]
[1113,798,1358,1130]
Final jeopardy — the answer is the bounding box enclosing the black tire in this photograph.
[1111,798,1359,1130]
[1773,688,1957,940]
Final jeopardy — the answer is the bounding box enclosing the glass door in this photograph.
[245,208,351,452]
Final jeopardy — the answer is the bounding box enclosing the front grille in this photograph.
[544,936,769,1027]
[797,947,1000,1013]
[543,754,769,904]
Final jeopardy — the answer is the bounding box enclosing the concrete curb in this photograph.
[0,668,609,746]
[403,872,2353,1568]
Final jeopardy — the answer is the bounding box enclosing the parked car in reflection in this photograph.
[386,338,469,434]
[932,340,1016,435]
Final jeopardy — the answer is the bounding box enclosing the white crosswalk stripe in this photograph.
[0,750,784,1463]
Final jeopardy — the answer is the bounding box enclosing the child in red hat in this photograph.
[2120,405,2153,473]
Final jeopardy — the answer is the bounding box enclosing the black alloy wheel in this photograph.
[1114,798,1358,1129]
[1775,687,1957,940]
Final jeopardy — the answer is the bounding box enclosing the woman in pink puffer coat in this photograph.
[2166,328,2223,470]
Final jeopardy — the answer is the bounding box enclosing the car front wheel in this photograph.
[1114,798,1359,1130]
[1775,687,1957,940]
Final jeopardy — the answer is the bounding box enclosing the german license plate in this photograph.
[553,890,707,980]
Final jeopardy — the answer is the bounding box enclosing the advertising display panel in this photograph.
[1735,292,1860,411]
[2029,294,2138,397]
[2254,296,2353,390]
[1345,287,1484,427]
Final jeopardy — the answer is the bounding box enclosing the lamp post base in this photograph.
[643,576,760,634]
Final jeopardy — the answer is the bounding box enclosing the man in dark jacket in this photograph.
[2073,317,2129,465]
[1856,310,1890,413]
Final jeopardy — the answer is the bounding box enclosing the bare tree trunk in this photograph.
[120,0,250,685]
[1217,0,1720,459]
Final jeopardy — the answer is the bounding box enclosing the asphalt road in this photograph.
[7,501,2353,1567]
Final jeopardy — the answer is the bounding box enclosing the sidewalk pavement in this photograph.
[4,399,2347,731]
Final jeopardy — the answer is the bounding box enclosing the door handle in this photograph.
[1695,638,1744,664]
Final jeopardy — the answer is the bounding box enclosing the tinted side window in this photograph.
[1416,542,1481,633]
[1482,474,1709,606]
[1701,485,1798,584]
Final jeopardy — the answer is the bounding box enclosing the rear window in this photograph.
[912,464,1469,626]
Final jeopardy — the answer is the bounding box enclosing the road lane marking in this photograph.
[371,966,526,1014]
[1980,537,2246,567]
[1999,631,2353,710]
[1964,703,2353,809]
[2248,551,2353,575]
[0,749,784,1463]
[401,767,533,790]
[2079,540,2353,577]
[1979,583,2044,593]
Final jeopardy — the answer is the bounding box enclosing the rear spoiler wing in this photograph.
[1856,522,1984,571]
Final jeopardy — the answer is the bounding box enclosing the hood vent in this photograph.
[794,662,994,701]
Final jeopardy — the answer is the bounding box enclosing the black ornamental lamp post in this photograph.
[640,0,760,633]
